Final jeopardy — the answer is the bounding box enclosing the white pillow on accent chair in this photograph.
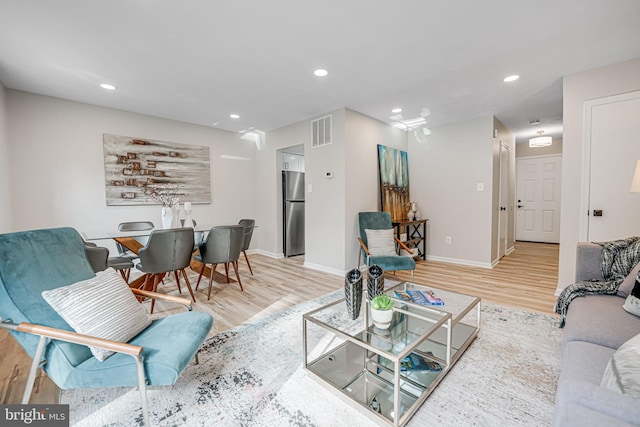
[365,229,397,256]
[42,267,151,361]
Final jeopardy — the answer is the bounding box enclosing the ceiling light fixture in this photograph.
[314,69,328,77]
[503,74,520,82]
[401,117,427,128]
[391,108,402,114]
[529,130,552,148]
[230,114,240,119]
[100,83,116,90]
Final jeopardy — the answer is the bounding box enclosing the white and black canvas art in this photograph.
[103,134,211,206]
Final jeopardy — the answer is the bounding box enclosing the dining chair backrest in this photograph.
[238,219,255,251]
[118,221,154,232]
[116,221,155,255]
[199,225,244,265]
[138,228,195,274]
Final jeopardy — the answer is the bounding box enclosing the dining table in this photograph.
[82,225,229,290]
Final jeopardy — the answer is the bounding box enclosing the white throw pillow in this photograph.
[42,268,151,361]
[618,261,640,298]
[365,229,397,256]
[622,279,640,318]
[600,332,640,398]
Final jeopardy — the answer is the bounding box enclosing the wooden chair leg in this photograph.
[141,273,152,291]
[232,261,243,291]
[196,265,206,289]
[243,250,254,275]
[118,269,128,282]
[174,270,182,294]
[180,269,196,302]
[207,264,217,300]
[224,263,230,283]
[150,274,160,314]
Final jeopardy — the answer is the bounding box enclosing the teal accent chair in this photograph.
[358,212,416,279]
[0,227,213,426]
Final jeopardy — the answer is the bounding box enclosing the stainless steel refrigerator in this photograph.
[283,171,305,257]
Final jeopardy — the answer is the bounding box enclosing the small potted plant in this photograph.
[370,294,395,329]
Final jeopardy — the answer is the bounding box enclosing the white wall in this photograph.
[409,116,494,267]
[6,90,257,252]
[559,57,640,291]
[344,109,407,270]
[258,108,407,274]
[254,108,347,275]
[305,110,346,273]
[0,81,11,232]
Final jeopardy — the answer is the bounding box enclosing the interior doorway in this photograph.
[581,90,640,242]
[278,144,305,257]
[497,142,510,259]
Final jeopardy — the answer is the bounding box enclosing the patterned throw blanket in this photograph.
[555,236,640,327]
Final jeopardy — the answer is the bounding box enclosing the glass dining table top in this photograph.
[82,225,213,241]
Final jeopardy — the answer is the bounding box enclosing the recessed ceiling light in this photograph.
[391,108,402,113]
[100,83,116,90]
[314,69,328,77]
[230,114,240,119]
[503,75,519,82]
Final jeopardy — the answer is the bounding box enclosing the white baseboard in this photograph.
[249,249,283,259]
[426,255,493,269]
[506,246,515,256]
[303,261,345,277]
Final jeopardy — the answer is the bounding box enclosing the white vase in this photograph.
[407,210,415,221]
[370,308,394,329]
[161,207,173,229]
[171,203,181,228]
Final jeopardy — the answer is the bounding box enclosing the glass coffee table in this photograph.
[303,281,480,427]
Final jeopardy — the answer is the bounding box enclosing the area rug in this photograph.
[61,291,562,426]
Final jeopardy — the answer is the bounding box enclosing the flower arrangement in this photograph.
[146,184,186,207]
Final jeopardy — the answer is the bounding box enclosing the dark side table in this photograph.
[392,219,427,260]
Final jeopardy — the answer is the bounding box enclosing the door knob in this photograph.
[517,205,524,208]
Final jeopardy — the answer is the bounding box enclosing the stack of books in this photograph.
[394,289,444,306]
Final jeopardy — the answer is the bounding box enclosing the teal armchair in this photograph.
[358,212,416,279]
[0,227,213,426]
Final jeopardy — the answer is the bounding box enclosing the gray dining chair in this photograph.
[116,221,154,258]
[195,225,245,300]
[83,241,135,279]
[136,227,196,313]
[238,219,255,275]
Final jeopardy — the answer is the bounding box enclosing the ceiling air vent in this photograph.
[311,115,332,148]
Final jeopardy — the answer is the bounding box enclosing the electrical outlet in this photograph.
[445,236,452,244]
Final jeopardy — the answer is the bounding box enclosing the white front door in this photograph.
[584,91,640,242]
[516,155,562,243]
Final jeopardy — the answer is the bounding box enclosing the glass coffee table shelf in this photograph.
[303,281,480,427]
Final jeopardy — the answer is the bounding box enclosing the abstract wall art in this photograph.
[377,144,409,221]
[103,134,211,206]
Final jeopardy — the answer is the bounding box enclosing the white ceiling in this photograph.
[1,1,639,144]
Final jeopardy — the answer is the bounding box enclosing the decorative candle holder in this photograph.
[344,268,363,320]
[367,264,385,300]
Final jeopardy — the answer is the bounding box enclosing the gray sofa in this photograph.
[553,242,640,426]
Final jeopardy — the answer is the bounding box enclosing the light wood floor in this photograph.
[0,241,559,404]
